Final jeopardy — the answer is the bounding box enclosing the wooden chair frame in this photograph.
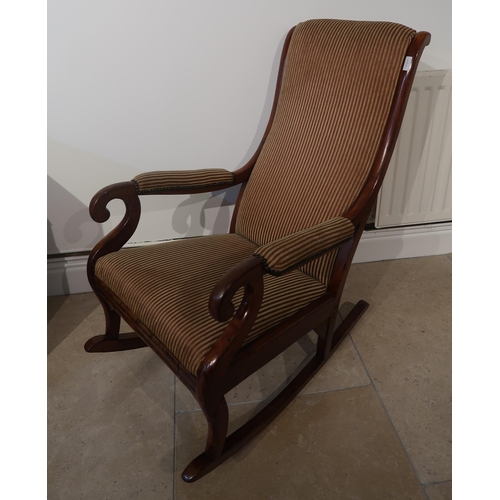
[84,26,431,482]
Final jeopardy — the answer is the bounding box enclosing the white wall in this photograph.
[48,0,451,255]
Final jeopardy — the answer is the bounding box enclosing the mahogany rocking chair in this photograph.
[84,19,430,482]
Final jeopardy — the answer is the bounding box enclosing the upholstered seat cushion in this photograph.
[95,233,326,374]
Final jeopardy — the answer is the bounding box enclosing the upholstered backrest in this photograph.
[235,19,415,284]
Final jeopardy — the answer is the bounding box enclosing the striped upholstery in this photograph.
[95,234,326,375]
[133,169,234,194]
[236,20,415,285]
[254,216,355,276]
[95,20,417,376]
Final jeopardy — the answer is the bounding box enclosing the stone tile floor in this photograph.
[47,254,451,499]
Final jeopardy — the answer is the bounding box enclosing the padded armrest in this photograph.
[132,168,235,194]
[253,216,355,276]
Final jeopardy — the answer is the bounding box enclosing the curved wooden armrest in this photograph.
[87,167,250,283]
[197,257,264,413]
[132,168,238,195]
[253,216,355,276]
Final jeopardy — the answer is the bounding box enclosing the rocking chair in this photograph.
[85,19,430,482]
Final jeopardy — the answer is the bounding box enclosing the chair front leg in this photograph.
[84,182,148,353]
[182,257,264,482]
[95,295,121,339]
[84,291,148,352]
[181,397,229,483]
[204,397,229,459]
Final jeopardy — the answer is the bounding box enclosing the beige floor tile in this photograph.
[340,255,452,483]
[48,251,452,500]
[175,329,370,412]
[175,386,426,500]
[48,295,176,499]
[301,335,371,394]
[47,295,91,354]
[425,481,452,500]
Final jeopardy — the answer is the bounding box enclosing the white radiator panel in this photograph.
[376,70,452,228]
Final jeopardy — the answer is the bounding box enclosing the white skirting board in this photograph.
[351,222,451,264]
[47,255,93,297]
[47,223,451,296]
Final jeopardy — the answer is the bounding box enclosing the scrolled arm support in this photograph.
[87,181,141,286]
[208,256,264,322]
[197,257,265,413]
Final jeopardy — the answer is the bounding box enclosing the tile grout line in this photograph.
[174,381,374,415]
[297,382,372,398]
[349,334,431,500]
[422,478,452,487]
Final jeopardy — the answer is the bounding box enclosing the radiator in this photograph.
[375,70,452,228]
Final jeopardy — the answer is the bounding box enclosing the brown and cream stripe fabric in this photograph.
[133,168,234,194]
[254,216,354,276]
[95,20,417,376]
[235,19,415,285]
[95,234,326,375]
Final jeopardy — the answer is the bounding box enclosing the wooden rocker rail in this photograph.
[182,299,369,482]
